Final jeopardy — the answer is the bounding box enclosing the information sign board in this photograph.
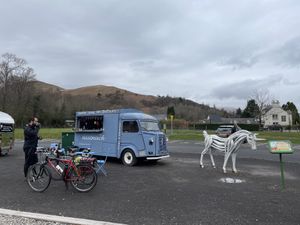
[268,140,293,154]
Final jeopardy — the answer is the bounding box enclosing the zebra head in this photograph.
[246,132,257,150]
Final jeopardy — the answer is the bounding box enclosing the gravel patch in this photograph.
[0,214,68,225]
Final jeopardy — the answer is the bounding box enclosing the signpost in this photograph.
[163,124,167,134]
[268,140,294,190]
[170,115,174,135]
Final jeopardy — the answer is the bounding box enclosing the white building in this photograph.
[262,100,292,128]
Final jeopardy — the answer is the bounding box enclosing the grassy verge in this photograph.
[167,129,300,144]
[14,128,300,145]
[255,131,300,145]
[14,128,73,140]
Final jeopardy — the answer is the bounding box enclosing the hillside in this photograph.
[31,80,230,125]
[32,80,64,93]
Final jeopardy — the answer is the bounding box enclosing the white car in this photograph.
[215,125,236,138]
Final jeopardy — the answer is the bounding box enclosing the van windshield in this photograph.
[140,121,160,131]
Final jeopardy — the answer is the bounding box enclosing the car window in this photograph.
[217,126,234,132]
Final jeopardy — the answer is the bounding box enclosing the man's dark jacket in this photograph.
[23,125,39,149]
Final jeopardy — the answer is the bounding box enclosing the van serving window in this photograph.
[77,116,103,131]
[123,121,139,133]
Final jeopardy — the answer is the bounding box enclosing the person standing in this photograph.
[23,117,40,177]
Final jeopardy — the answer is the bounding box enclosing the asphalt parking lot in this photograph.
[0,141,300,225]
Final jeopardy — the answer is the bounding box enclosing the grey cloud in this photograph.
[211,75,284,100]
[283,78,300,86]
[270,36,300,67]
[218,54,260,69]
[1,0,300,109]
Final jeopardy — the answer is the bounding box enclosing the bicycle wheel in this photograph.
[70,165,97,192]
[27,164,51,192]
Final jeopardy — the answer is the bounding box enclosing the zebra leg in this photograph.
[200,146,210,168]
[200,150,206,168]
[209,149,216,168]
[222,152,231,173]
[232,153,238,173]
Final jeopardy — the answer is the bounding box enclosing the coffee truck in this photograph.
[0,111,15,156]
[74,109,169,166]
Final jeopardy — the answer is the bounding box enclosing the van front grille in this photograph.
[159,135,167,153]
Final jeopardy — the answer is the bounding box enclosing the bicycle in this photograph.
[26,147,97,193]
[69,147,108,176]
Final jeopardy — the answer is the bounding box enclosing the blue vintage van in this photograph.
[0,111,15,156]
[74,109,169,166]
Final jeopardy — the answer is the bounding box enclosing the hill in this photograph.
[32,80,64,93]
[30,80,231,126]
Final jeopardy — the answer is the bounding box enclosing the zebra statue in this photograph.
[200,129,258,173]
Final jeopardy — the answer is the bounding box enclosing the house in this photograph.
[207,115,222,123]
[206,115,257,124]
[221,117,257,124]
[262,100,292,128]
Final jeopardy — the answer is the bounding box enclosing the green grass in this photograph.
[14,128,300,145]
[167,129,204,141]
[15,128,73,140]
[167,129,300,144]
[255,131,300,144]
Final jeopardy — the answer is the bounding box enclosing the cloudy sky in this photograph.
[1,0,300,110]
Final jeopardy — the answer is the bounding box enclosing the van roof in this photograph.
[0,111,15,124]
[120,112,156,121]
[76,109,157,121]
[76,109,139,116]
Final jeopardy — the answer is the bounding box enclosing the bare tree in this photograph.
[11,70,35,124]
[251,89,271,126]
[0,53,35,122]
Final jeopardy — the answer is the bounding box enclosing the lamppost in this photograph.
[170,115,174,135]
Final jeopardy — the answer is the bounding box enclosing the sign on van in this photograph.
[0,124,13,132]
[268,140,293,154]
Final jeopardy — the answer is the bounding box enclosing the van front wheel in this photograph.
[121,150,137,166]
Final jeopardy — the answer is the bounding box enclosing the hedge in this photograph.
[188,123,260,131]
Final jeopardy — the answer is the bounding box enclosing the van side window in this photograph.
[77,116,103,130]
[123,121,139,133]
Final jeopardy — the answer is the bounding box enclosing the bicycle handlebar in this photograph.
[74,151,95,156]
[36,147,48,152]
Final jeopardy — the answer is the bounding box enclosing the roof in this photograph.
[76,109,157,121]
[208,114,222,122]
[120,112,157,121]
[76,109,140,116]
[0,111,15,124]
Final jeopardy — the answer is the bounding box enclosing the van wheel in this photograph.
[121,150,137,166]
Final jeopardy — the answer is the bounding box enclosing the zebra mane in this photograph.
[230,129,251,138]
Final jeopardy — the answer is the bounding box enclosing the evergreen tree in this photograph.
[167,106,175,118]
[236,108,242,118]
[282,101,300,125]
[242,99,259,118]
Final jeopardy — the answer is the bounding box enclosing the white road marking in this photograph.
[0,208,125,225]
[219,178,246,184]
